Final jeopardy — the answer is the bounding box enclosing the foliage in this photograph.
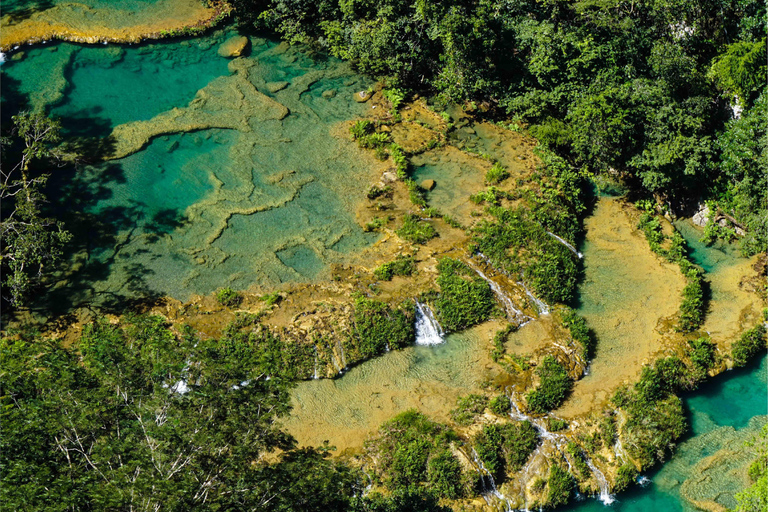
[561,308,596,360]
[491,324,516,362]
[383,88,407,112]
[734,424,768,512]
[614,463,639,493]
[1,112,71,306]
[433,258,495,332]
[368,410,462,497]
[474,421,539,481]
[732,324,768,367]
[526,356,573,414]
[351,295,415,359]
[547,465,574,508]
[489,395,511,416]
[396,214,437,244]
[0,316,311,511]
[485,162,510,185]
[216,286,242,307]
[350,119,374,139]
[374,254,416,281]
[547,418,568,432]
[450,394,489,425]
[708,39,767,107]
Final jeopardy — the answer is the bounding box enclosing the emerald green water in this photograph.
[563,354,767,512]
[674,219,742,274]
[1,31,378,309]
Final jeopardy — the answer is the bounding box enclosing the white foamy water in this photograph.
[415,300,444,345]
[547,231,583,259]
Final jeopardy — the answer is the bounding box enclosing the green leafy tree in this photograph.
[1,112,71,306]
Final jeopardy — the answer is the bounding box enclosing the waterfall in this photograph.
[519,282,550,315]
[470,448,514,511]
[415,301,444,345]
[336,338,347,372]
[585,457,616,505]
[471,264,529,323]
[637,475,651,487]
[313,346,320,379]
[546,231,583,259]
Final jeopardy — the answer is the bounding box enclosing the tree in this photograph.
[1,112,71,307]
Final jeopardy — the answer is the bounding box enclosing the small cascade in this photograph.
[637,475,651,487]
[312,346,320,380]
[471,264,529,323]
[470,448,514,511]
[546,231,583,259]
[613,435,626,461]
[336,338,347,372]
[584,457,616,505]
[519,282,550,315]
[414,301,444,346]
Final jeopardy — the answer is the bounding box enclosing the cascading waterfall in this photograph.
[414,300,444,346]
[470,448,514,511]
[508,394,617,506]
[312,345,320,379]
[585,457,616,505]
[470,264,529,323]
[546,231,583,259]
[336,338,347,372]
[519,282,550,315]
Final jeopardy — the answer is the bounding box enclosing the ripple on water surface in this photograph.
[2,31,378,308]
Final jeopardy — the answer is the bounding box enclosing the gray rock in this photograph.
[354,90,373,103]
[692,204,710,227]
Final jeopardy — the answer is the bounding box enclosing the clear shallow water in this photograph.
[2,31,379,309]
[284,323,497,453]
[562,354,767,512]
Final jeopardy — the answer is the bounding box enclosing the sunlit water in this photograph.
[1,30,379,310]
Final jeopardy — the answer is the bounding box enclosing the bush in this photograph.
[451,394,489,425]
[688,336,716,370]
[547,418,568,432]
[427,451,464,499]
[350,119,374,139]
[614,463,638,493]
[474,421,539,481]
[547,465,574,507]
[561,308,596,360]
[433,258,495,332]
[216,287,241,307]
[351,295,415,358]
[526,356,573,414]
[732,324,767,367]
[260,292,281,306]
[485,163,510,185]
[396,214,437,244]
[374,255,416,281]
[489,395,511,416]
[358,132,391,149]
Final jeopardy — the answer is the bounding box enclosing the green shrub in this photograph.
[547,418,568,432]
[526,356,573,414]
[374,255,416,281]
[390,144,409,179]
[561,308,596,360]
[350,119,374,139]
[688,336,716,370]
[260,292,281,306]
[565,442,591,480]
[433,258,495,332]
[365,216,388,232]
[405,179,428,207]
[451,394,489,425]
[383,88,407,111]
[491,325,516,362]
[732,324,767,367]
[489,395,511,416]
[216,287,241,307]
[367,185,391,200]
[547,465,574,507]
[485,163,510,185]
[396,214,437,244]
[351,295,415,359]
[427,450,464,499]
[358,132,391,149]
[614,463,638,493]
[474,422,538,481]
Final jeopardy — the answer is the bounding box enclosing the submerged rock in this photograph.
[322,89,337,99]
[421,179,436,191]
[266,81,290,93]
[218,36,249,58]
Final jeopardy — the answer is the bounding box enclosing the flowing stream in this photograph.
[415,301,445,345]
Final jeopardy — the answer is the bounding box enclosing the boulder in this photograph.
[421,179,436,191]
[692,204,710,227]
[218,36,249,58]
[354,90,373,103]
